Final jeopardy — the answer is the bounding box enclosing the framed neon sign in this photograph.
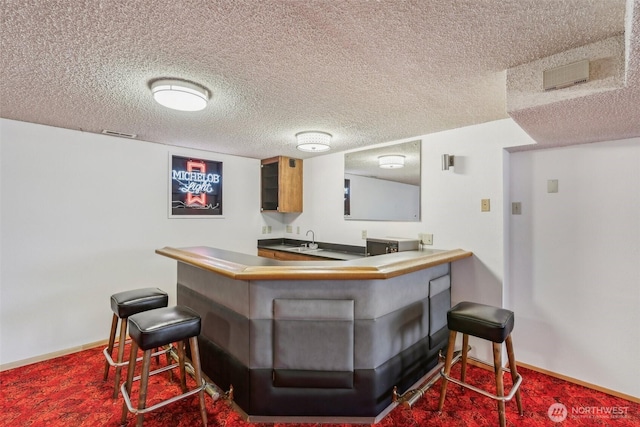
[170,155,223,217]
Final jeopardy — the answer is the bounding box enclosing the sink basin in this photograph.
[286,247,323,253]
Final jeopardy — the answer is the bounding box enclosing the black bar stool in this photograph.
[438,301,523,427]
[120,305,208,427]
[103,288,169,398]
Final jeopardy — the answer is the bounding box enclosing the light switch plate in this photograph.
[512,202,522,215]
[286,225,292,233]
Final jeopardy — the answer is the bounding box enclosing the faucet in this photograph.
[306,230,317,249]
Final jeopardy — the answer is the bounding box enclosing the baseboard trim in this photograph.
[516,361,639,404]
[0,339,108,372]
[464,358,638,404]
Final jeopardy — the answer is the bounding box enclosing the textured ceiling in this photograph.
[1,0,638,160]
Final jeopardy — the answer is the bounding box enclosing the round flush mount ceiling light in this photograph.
[296,131,332,152]
[378,155,405,169]
[151,79,209,111]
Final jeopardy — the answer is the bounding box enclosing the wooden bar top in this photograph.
[156,246,473,281]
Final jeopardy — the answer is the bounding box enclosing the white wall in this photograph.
[0,118,266,366]
[509,138,640,397]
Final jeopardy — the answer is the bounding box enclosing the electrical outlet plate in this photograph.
[361,230,367,239]
[481,199,490,212]
[286,225,292,233]
[296,226,300,234]
[262,226,267,234]
[267,225,272,233]
[419,233,433,245]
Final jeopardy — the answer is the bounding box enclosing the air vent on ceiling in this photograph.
[101,129,137,139]
[543,59,589,91]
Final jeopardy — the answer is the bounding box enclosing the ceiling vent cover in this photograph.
[543,59,589,91]
[101,129,137,139]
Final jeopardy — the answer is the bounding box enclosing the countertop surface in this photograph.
[258,243,366,261]
[156,245,472,280]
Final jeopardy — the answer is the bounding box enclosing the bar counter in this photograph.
[156,245,472,423]
[156,245,472,280]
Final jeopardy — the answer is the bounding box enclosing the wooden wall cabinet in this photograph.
[261,156,303,213]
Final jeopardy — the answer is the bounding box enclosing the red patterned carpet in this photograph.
[1,346,638,426]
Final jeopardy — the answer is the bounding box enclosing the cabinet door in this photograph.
[260,156,303,213]
[257,248,277,259]
[274,251,325,261]
[257,248,326,261]
[278,157,303,213]
[261,161,279,211]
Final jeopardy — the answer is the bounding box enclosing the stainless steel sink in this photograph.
[286,247,323,253]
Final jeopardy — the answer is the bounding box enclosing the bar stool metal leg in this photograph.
[438,330,457,411]
[177,340,187,392]
[135,351,153,427]
[493,342,506,427]
[460,334,469,385]
[189,336,208,426]
[121,340,139,426]
[506,335,523,415]
[104,313,119,380]
[113,317,129,398]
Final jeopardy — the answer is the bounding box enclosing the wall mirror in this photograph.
[344,140,421,221]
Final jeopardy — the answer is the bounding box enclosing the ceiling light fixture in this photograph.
[151,79,209,111]
[378,155,405,169]
[296,131,332,152]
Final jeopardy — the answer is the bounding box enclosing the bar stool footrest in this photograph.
[103,341,172,368]
[120,360,207,415]
[121,381,207,415]
[440,353,523,402]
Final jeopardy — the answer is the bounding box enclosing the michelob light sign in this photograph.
[170,155,222,216]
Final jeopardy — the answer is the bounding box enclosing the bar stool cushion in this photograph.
[128,306,201,351]
[110,288,168,318]
[448,301,514,343]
